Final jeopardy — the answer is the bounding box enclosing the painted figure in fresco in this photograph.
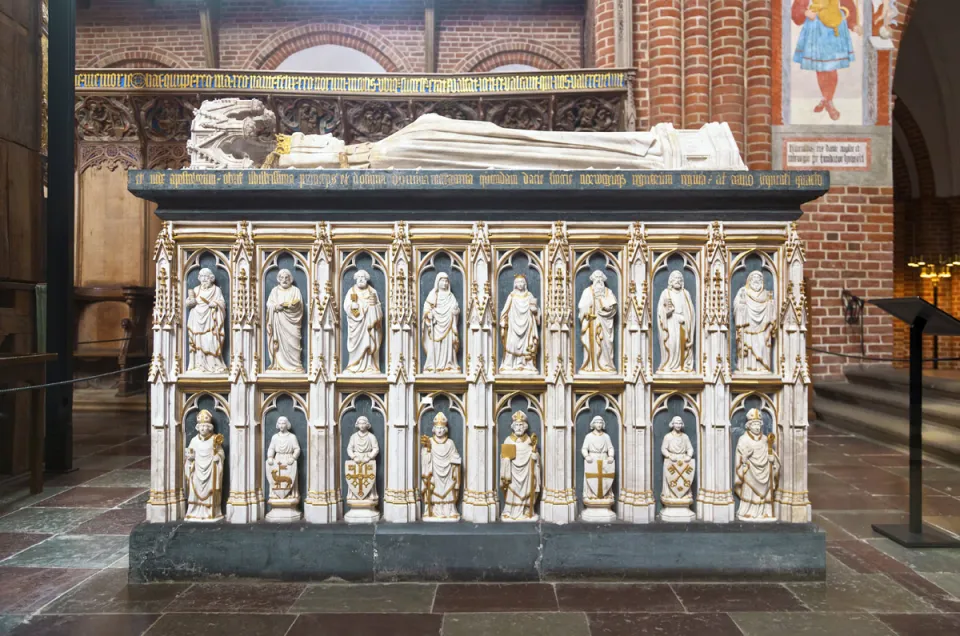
[792,0,863,121]
[265,416,301,520]
[184,409,224,522]
[499,274,540,373]
[344,270,384,374]
[422,272,461,373]
[500,411,541,522]
[657,270,696,373]
[266,268,304,372]
[660,416,696,522]
[578,270,618,373]
[185,267,227,373]
[734,271,777,373]
[420,412,462,521]
[581,416,616,521]
[344,416,381,523]
[735,409,781,522]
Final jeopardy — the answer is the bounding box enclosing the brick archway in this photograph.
[242,23,412,72]
[453,40,578,73]
[88,46,186,69]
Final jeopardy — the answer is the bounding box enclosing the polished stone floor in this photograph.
[1,413,960,635]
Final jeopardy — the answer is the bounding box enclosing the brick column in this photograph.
[710,0,745,153]
[649,0,682,125]
[683,0,710,128]
[744,0,772,169]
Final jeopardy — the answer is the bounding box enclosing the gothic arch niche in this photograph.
[182,392,231,517]
[652,392,700,518]
[417,249,466,375]
[182,248,231,375]
[276,44,387,73]
[337,391,388,515]
[261,392,309,518]
[416,392,466,517]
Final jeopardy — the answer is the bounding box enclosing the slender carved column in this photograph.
[777,224,812,522]
[226,222,264,523]
[621,223,655,522]
[384,222,418,522]
[463,223,498,522]
[306,222,340,522]
[698,222,735,522]
[147,223,182,522]
[542,222,577,523]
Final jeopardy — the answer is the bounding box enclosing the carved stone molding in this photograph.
[147,143,190,170]
[276,98,342,137]
[138,97,194,142]
[344,101,409,143]
[554,96,620,132]
[486,99,550,131]
[75,96,139,142]
[78,142,141,174]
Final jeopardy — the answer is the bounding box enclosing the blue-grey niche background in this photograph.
[730,395,776,509]
[496,394,543,511]
[574,252,620,373]
[183,393,230,516]
[339,393,387,506]
[729,252,775,373]
[184,252,230,371]
[574,396,621,510]
[419,252,465,373]
[418,393,465,514]
[340,252,387,374]
[263,251,309,372]
[262,393,308,515]
[496,251,542,373]
[651,253,698,372]
[651,395,698,514]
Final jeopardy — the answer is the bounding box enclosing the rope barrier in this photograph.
[75,335,149,346]
[0,363,151,395]
[809,346,960,364]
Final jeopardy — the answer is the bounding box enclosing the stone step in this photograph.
[813,397,960,464]
[844,366,960,402]
[814,381,960,431]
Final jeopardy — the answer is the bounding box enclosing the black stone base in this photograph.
[130,521,825,583]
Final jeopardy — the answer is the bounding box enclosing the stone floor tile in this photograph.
[41,570,190,615]
[34,487,145,509]
[73,456,147,471]
[80,470,151,489]
[76,432,145,446]
[68,509,145,535]
[927,516,960,537]
[825,553,857,577]
[290,613,442,636]
[442,612,588,636]
[554,583,682,612]
[142,614,295,636]
[0,568,97,613]
[788,573,933,612]
[291,583,436,613]
[886,572,960,612]
[821,465,906,482]
[94,442,151,457]
[164,582,305,613]
[42,471,110,488]
[818,511,909,539]
[809,490,898,511]
[921,573,960,598]
[872,496,960,516]
[0,488,72,515]
[813,514,858,540]
[433,583,557,613]
[127,458,152,470]
[1,535,128,569]
[73,444,114,458]
[876,613,960,636]
[108,555,130,570]
[671,583,807,612]
[119,492,150,509]
[0,534,51,560]
[586,612,743,636]
[730,611,896,636]
[826,439,901,456]
[826,540,914,574]
[9,614,159,636]
[866,538,960,573]
[0,508,106,534]
[857,455,910,468]
[0,616,25,635]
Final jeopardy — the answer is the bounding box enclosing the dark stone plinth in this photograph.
[129,521,825,583]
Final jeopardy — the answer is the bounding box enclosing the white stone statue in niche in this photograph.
[184,409,224,522]
[344,270,383,374]
[344,416,381,523]
[660,416,696,522]
[420,412,462,521]
[422,273,461,373]
[266,268,304,372]
[185,267,227,373]
[578,270,618,373]
[734,270,776,373]
[499,274,540,373]
[657,270,696,373]
[500,411,541,522]
[581,416,617,522]
[734,409,781,522]
[265,416,301,522]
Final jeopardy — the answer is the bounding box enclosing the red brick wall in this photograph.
[78,0,584,72]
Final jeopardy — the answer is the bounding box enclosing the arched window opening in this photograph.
[276,45,386,73]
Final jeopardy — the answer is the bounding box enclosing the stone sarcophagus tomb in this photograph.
[129,108,827,582]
